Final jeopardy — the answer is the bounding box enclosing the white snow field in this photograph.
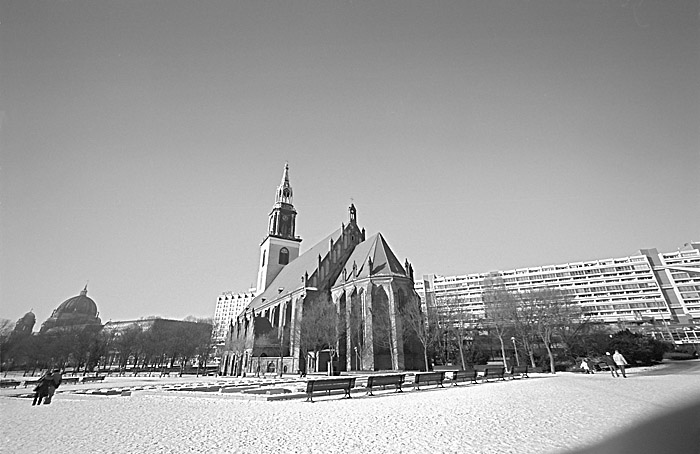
[1,361,699,454]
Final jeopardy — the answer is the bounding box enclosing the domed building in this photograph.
[40,285,103,333]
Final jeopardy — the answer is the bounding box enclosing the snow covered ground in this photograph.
[1,362,699,454]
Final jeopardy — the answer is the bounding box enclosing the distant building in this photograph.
[416,243,700,345]
[39,285,102,333]
[212,289,256,345]
[12,311,36,336]
[219,164,423,376]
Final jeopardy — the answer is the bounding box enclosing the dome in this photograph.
[40,285,102,333]
[55,285,98,317]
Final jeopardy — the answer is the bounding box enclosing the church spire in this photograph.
[257,163,302,293]
[275,162,293,205]
[267,162,298,240]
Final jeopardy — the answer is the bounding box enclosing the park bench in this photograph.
[81,376,106,384]
[305,377,357,402]
[365,374,405,396]
[62,377,80,385]
[413,371,445,390]
[507,365,529,379]
[0,380,21,389]
[449,369,478,385]
[480,367,506,383]
[23,379,41,388]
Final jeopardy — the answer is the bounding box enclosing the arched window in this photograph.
[261,251,266,266]
[279,247,289,265]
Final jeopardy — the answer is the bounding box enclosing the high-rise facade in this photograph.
[416,243,700,345]
[212,289,257,345]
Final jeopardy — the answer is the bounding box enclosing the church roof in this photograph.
[248,227,343,311]
[333,232,406,286]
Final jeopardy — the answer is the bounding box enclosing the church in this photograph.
[220,164,424,376]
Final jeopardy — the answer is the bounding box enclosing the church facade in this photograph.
[220,164,424,376]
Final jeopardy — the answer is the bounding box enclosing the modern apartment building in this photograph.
[212,289,257,345]
[416,242,700,345]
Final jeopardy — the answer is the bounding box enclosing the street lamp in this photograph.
[511,337,520,367]
[354,346,360,371]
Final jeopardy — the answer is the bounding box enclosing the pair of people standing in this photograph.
[31,369,63,405]
[580,357,596,374]
[602,350,628,378]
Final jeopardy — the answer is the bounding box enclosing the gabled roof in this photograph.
[248,227,343,311]
[333,232,406,286]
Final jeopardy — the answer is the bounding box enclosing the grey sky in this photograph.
[1,1,698,325]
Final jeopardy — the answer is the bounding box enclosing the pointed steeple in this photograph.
[275,162,293,205]
[80,283,88,296]
[257,163,302,293]
[267,162,298,240]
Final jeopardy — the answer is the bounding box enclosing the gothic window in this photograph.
[279,247,289,265]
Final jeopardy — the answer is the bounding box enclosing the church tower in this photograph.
[256,163,302,293]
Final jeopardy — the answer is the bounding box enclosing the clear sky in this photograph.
[1,1,698,327]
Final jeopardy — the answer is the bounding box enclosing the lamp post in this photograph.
[354,346,360,371]
[511,337,520,367]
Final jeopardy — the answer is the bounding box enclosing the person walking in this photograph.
[44,369,62,404]
[580,358,593,374]
[603,352,620,377]
[613,350,629,378]
[31,370,52,406]
[585,357,597,374]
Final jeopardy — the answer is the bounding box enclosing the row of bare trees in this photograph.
[481,281,585,373]
[1,318,213,376]
[107,319,213,374]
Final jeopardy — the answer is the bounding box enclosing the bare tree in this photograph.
[298,294,342,375]
[482,276,518,370]
[399,299,434,372]
[441,299,483,369]
[521,287,581,373]
[0,319,14,374]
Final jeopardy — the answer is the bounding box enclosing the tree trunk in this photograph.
[543,336,555,373]
[497,335,508,372]
[457,339,466,369]
[423,344,430,372]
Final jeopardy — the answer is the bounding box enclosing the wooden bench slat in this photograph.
[0,380,21,389]
[481,367,506,383]
[305,377,356,402]
[366,374,405,396]
[413,371,445,390]
[507,365,529,379]
[450,369,478,385]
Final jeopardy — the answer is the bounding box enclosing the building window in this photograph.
[279,247,289,265]
[262,251,266,266]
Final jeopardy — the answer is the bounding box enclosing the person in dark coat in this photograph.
[44,369,62,404]
[603,352,620,377]
[32,371,52,406]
